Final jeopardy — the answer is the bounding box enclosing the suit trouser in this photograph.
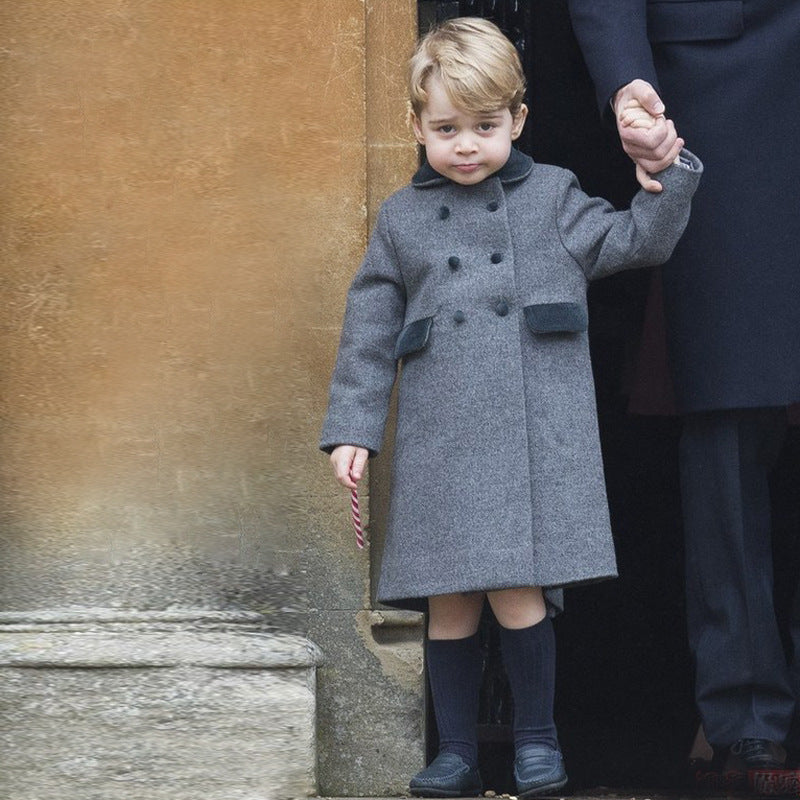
[680,407,795,748]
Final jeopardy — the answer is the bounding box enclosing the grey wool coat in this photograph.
[320,147,702,610]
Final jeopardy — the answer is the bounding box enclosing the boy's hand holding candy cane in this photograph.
[330,445,370,549]
[330,445,369,490]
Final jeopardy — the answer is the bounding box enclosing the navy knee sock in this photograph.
[499,617,559,751]
[426,633,484,766]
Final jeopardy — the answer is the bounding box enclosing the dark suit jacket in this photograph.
[569,0,800,412]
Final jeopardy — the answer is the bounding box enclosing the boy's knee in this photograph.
[427,592,483,639]
[488,587,546,629]
[428,620,481,639]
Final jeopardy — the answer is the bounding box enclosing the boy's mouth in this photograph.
[454,163,481,172]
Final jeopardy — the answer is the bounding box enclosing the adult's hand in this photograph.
[614,79,684,192]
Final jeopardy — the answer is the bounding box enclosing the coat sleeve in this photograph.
[567,0,658,120]
[556,149,703,283]
[319,203,406,456]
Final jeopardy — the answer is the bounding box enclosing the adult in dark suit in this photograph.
[567,0,800,774]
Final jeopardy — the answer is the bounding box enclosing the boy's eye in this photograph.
[437,125,455,134]
[477,122,496,132]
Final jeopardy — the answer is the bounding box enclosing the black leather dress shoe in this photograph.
[514,744,568,798]
[409,752,482,798]
[725,738,786,771]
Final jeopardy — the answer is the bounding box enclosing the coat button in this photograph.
[495,301,509,317]
[453,310,466,324]
[439,206,450,220]
[491,252,503,264]
[448,255,460,270]
[487,201,499,212]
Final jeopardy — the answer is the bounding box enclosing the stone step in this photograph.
[0,609,322,800]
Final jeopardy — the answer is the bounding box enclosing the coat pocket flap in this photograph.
[524,303,587,334]
[647,1,744,43]
[394,316,434,359]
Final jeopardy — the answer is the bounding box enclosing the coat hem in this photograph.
[377,568,618,616]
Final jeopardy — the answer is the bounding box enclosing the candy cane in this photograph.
[350,483,365,549]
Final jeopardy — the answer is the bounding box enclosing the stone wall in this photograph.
[306,2,427,794]
[0,0,317,624]
[0,1,423,796]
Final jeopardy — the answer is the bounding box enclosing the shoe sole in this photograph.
[409,785,483,798]
[517,775,568,798]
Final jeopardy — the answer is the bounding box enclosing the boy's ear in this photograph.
[410,112,426,145]
[511,104,528,140]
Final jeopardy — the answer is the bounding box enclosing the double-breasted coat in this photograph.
[320,148,702,609]
[568,0,800,413]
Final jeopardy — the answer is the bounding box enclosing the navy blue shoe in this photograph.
[514,744,568,798]
[726,738,786,771]
[409,752,483,798]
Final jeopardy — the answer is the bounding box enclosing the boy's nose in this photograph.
[454,133,478,154]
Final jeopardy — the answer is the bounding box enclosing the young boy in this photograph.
[320,17,701,798]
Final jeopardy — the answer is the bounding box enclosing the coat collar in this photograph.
[411,147,534,188]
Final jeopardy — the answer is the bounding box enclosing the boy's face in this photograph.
[411,75,527,186]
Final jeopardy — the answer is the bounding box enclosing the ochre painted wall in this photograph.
[0,0,414,622]
[0,2,424,792]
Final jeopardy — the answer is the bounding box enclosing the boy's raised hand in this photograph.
[330,445,369,489]
[619,98,658,129]
[614,79,684,193]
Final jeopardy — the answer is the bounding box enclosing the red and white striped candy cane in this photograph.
[350,483,365,549]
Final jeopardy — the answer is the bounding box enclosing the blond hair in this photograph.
[408,17,526,117]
